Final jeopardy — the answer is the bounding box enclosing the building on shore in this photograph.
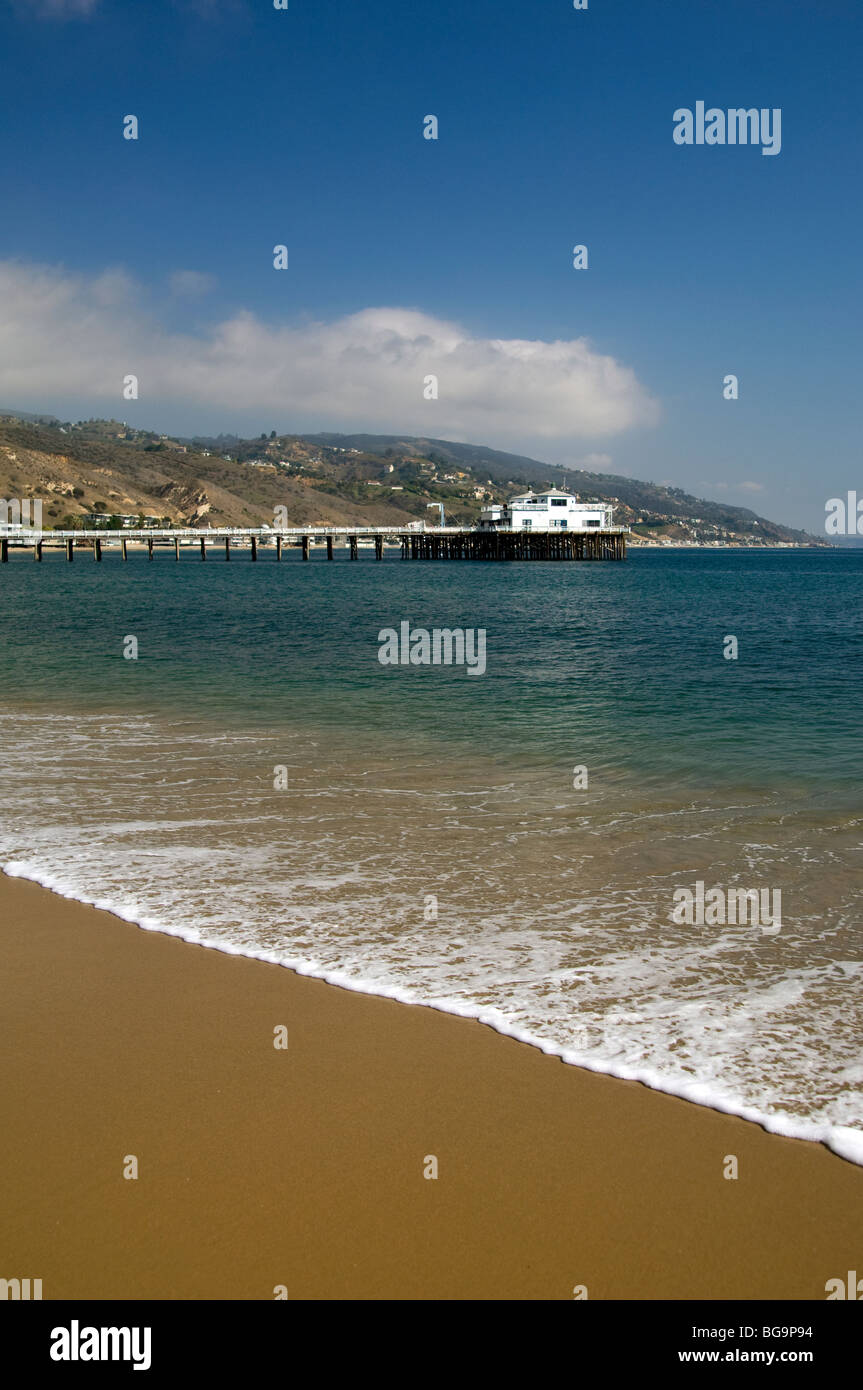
[478,488,614,532]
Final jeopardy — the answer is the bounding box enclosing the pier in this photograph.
[0,525,627,565]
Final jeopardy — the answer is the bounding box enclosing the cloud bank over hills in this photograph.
[0,260,660,447]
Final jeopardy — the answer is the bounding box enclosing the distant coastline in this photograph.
[0,411,825,548]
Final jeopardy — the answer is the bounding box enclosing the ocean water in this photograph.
[1,544,862,1162]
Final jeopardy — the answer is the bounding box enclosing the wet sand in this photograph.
[1,871,861,1300]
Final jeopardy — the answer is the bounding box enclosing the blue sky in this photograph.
[0,0,860,532]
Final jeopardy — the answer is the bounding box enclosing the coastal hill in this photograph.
[0,412,824,546]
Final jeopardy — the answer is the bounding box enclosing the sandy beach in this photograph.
[1,871,861,1301]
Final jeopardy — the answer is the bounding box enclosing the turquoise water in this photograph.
[3,546,861,784]
[1,546,862,1160]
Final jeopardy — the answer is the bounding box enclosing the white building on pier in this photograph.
[478,488,613,532]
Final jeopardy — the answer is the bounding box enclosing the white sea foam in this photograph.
[3,858,863,1168]
[2,705,862,1168]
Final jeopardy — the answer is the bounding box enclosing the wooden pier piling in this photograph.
[326,536,334,561]
[121,538,128,561]
[302,536,310,561]
[94,538,102,561]
[66,539,74,562]
[147,538,154,561]
[1,538,7,563]
[200,538,206,561]
[276,536,282,561]
[251,536,258,561]
[402,529,626,562]
[349,536,358,560]
[225,537,230,561]
[174,537,180,561]
[34,540,42,562]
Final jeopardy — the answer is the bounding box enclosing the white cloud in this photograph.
[168,270,217,298]
[738,480,764,493]
[0,260,660,442]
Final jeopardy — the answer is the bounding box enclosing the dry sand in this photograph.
[1,871,861,1300]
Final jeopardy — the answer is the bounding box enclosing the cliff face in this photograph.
[0,414,824,544]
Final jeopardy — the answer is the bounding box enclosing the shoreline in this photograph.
[4,865,859,1167]
[2,871,862,1299]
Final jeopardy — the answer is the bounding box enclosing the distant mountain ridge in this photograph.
[0,411,825,546]
[296,431,822,546]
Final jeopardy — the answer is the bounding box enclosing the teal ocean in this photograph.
[1,546,862,1161]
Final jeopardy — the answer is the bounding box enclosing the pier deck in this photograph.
[0,526,627,564]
